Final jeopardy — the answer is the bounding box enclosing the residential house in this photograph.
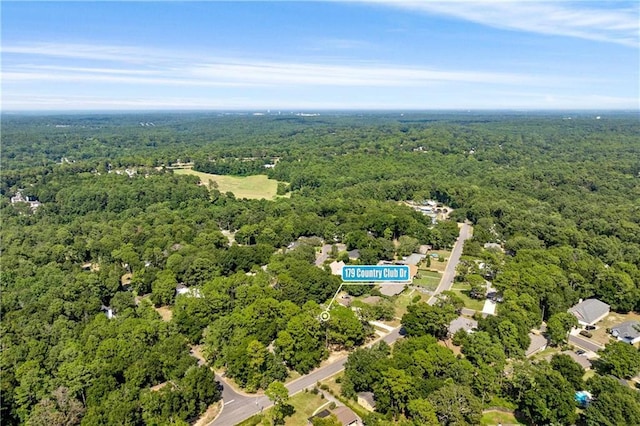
[402,253,426,266]
[568,299,610,326]
[100,305,115,319]
[357,392,376,412]
[330,260,345,276]
[483,242,502,251]
[377,283,405,297]
[347,249,360,260]
[561,350,593,370]
[176,284,202,298]
[610,321,640,344]
[526,332,549,357]
[308,407,362,426]
[448,316,478,336]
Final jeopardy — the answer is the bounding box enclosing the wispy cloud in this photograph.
[2,42,552,88]
[367,1,640,47]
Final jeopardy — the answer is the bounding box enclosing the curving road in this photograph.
[428,222,473,305]
[209,327,403,426]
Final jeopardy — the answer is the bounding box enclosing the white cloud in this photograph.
[367,1,640,47]
[2,42,553,88]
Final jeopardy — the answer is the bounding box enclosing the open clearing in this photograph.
[173,167,279,200]
[480,409,523,425]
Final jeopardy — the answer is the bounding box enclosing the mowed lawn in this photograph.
[450,282,486,311]
[173,167,279,200]
[413,269,441,291]
[237,391,328,426]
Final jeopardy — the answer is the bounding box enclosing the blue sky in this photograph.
[2,1,638,110]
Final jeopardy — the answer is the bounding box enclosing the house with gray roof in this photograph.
[402,253,426,266]
[526,332,549,357]
[377,283,405,297]
[561,350,593,370]
[357,392,376,412]
[568,299,610,326]
[448,316,478,336]
[611,321,640,344]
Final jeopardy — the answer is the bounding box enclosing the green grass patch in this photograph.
[480,410,523,426]
[286,391,329,425]
[173,167,280,200]
[413,270,441,291]
[394,291,422,318]
[236,391,328,426]
[583,369,596,381]
[449,284,485,311]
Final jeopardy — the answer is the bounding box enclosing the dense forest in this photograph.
[2,111,640,425]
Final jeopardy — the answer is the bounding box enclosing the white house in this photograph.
[568,299,610,326]
[611,321,640,344]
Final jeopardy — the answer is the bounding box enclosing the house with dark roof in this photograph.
[568,299,610,326]
[611,321,640,344]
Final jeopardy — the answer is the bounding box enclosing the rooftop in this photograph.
[611,320,640,341]
[568,299,610,325]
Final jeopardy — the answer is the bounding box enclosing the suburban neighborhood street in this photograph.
[428,222,473,305]
[569,333,604,353]
[210,328,403,425]
[210,220,472,425]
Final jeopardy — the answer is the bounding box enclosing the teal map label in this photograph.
[342,265,410,282]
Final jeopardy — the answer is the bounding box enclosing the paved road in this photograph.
[210,327,403,425]
[569,334,603,353]
[428,222,473,305]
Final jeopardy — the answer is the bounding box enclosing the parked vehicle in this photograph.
[579,330,593,338]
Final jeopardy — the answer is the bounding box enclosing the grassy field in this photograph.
[413,269,441,291]
[173,167,280,200]
[480,410,523,425]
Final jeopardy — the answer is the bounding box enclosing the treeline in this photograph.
[193,158,269,176]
